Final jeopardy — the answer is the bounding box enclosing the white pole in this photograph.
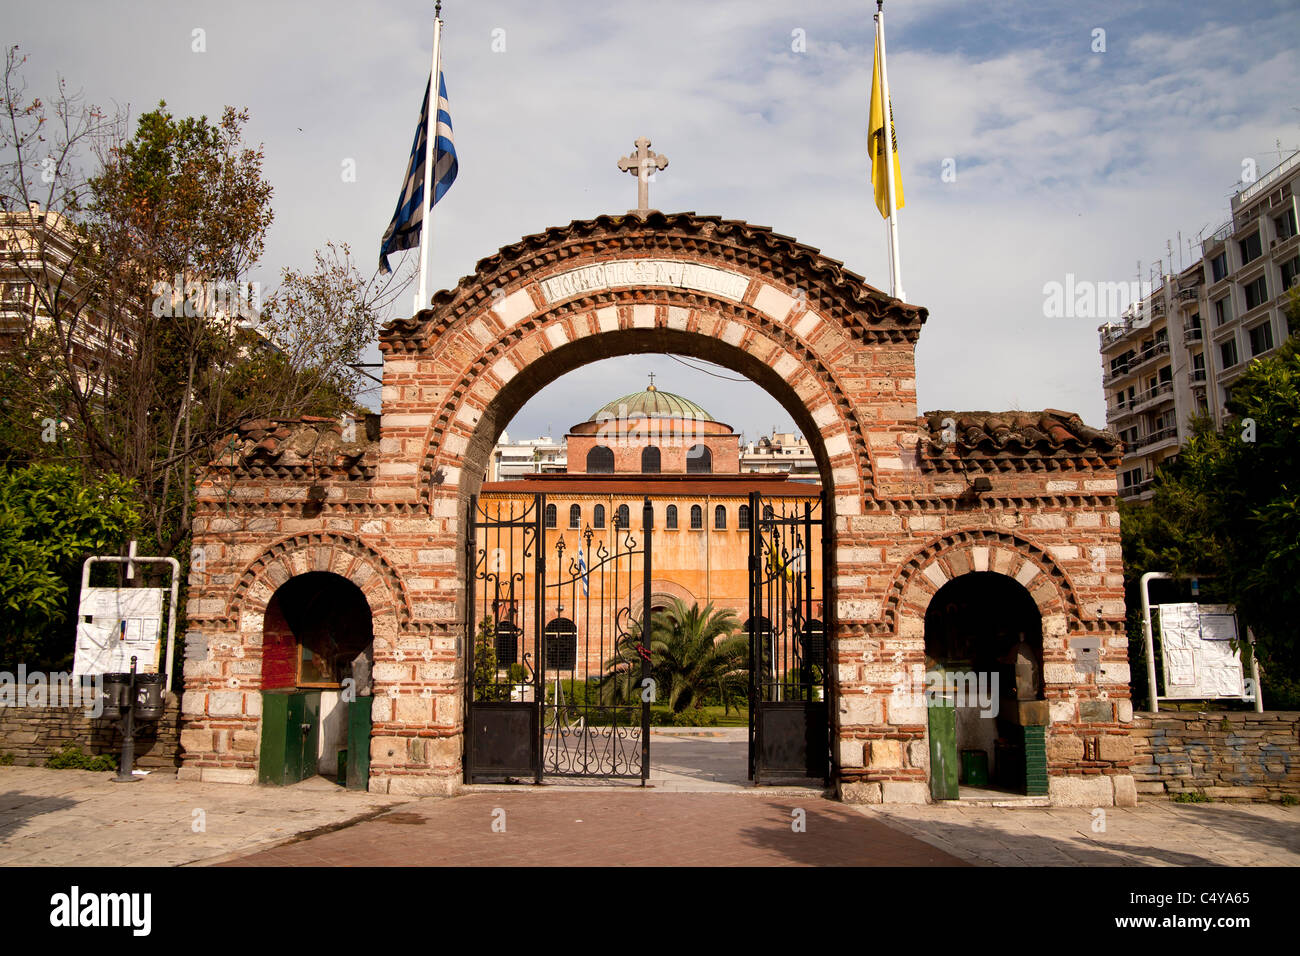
[1140,572,1168,712]
[875,7,904,301]
[415,11,443,314]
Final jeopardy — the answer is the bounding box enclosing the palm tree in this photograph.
[602,599,748,713]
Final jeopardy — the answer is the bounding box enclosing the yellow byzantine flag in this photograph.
[768,540,794,583]
[868,37,904,220]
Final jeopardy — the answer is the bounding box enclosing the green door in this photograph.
[259,690,322,786]
[346,697,372,791]
[927,699,959,800]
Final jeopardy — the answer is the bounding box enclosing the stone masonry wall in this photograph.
[0,691,182,769]
[1130,711,1300,801]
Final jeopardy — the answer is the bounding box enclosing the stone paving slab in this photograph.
[225,790,969,867]
[862,801,1300,867]
[0,765,405,867]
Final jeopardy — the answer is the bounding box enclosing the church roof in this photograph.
[589,386,713,422]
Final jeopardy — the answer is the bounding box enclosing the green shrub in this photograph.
[507,663,527,684]
[1277,793,1298,807]
[1171,789,1212,803]
[670,707,718,727]
[0,751,14,766]
[45,745,117,772]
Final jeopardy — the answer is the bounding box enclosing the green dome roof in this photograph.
[589,386,714,422]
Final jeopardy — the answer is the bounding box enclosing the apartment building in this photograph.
[0,201,137,395]
[740,430,819,479]
[487,431,567,481]
[1099,149,1300,499]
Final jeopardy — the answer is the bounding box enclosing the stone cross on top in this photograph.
[618,137,668,215]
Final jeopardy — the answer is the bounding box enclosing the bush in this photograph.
[1171,789,1211,803]
[0,752,14,766]
[45,745,117,772]
[671,708,718,727]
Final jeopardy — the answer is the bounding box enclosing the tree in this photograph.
[0,463,140,668]
[603,599,748,713]
[1122,335,1300,703]
[1,51,410,559]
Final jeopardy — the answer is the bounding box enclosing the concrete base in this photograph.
[838,782,883,804]
[839,781,932,804]
[1048,774,1114,807]
[1112,774,1138,807]
[371,773,460,796]
[176,766,257,785]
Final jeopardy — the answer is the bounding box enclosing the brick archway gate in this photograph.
[184,212,1130,803]
[373,212,922,795]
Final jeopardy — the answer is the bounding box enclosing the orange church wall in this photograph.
[477,489,821,673]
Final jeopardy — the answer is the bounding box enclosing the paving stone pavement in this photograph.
[863,801,1300,867]
[226,790,968,867]
[0,765,404,867]
[4,744,1298,868]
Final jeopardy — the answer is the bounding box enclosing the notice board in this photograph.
[73,587,164,676]
[1156,602,1247,699]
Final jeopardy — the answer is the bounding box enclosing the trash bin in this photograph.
[102,674,132,712]
[132,674,166,721]
[960,748,989,787]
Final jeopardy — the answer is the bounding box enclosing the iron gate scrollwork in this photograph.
[748,491,830,783]
[465,494,543,783]
[542,499,652,782]
[464,494,652,784]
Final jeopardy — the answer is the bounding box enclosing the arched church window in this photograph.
[587,445,614,473]
[641,446,661,473]
[690,505,703,529]
[569,504,581,529]
[593,504,606,528]
[715,505,727,529]
[544,503,557,528]
[666,505,678,529]
[686,444,712,474]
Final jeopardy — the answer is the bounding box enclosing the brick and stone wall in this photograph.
[181,212,1130,804]
[1130,711,1300,801]
[0,691,182,769]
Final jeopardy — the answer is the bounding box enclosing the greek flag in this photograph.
[577,547,589,598]
[379,72,459,274]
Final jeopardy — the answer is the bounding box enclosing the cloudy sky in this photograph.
[8,0,1299,440]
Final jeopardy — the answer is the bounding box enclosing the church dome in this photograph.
[588,385,714,422]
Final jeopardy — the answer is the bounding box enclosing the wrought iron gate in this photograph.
[465,494,542,783]
[465,494,652,784]
[747,491,830,783]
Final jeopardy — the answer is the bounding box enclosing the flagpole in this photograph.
[415,2,444,313]
[875,1,905,301]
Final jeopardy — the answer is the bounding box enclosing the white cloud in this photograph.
[6,0,1299,434]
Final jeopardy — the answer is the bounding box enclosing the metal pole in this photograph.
[641,497,652,785]
[414,6,443,313]
[112,656,139,783]
[1139,572,1168,712]
[875,4,905,300]
[1246,627,1264,712]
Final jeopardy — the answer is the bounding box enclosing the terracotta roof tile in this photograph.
[217,416,378,475]
[921,409,1122,463]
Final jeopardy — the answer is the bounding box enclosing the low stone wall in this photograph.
[0,690,182,769]
[1130,711,1300,801]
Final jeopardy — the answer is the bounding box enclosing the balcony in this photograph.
[1132,381,1174,411]
[1191,367,1207,383]
[1128,340,1171,373]
[1103,360,1134,385]
[1134,425,1178,451]
[1183,322,1203,343]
